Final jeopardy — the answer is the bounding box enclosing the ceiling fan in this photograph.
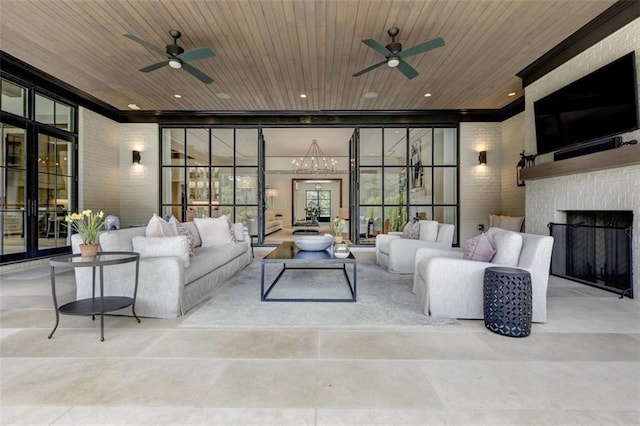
[353,27,444,79]
[124,29,215,84]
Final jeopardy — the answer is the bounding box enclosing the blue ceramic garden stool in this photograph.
[483,266,532,337]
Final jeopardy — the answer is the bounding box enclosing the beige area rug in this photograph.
[180,251,460,329]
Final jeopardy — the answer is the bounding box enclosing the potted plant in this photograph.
[64,209,105,258]
[332,216,346,243]
[304,204,320,224]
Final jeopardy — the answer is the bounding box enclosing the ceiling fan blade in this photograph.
[139,61,169,73]
[397,60,419,79]
[124,34,169,58]
[398,37,445,59]
[182,62,214,84]
[362,39,392,57]
[178,47,215,62]
[352,59,388,77]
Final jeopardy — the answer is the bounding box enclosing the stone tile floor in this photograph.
[1,249,639,425]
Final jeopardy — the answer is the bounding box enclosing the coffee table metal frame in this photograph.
[48,251,141,341]
[261,242,356,302]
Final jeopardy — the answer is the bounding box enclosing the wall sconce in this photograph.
[478,150,487,165]
[132,150,141,164]
[516,150,527,186]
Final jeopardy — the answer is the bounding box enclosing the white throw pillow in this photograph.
[169,216,195,257]
[463,233,496,262]
[488,228,523,266]
[194,216,234,246]
[146,214,176,238]
[232,222,245,242]
[132,236,190,267]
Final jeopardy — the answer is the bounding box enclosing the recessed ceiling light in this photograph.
[424,93,432,98]
[508,92,517,97]
[364,92,378,99]
[216,93,231,99]
[300,93,307,98]
[174,94,182,99]
[127,104,140,110]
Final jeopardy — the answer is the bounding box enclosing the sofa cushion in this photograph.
[402,221,420,239]
[488,228,523,266]
[132,235,190,267]
[194,216,235,246]
[419,220,439,242]
[146,214,176,238]
[169,216,195,256]
[99,227,145,251]
[185,242,248,283]
[463,233,496,262]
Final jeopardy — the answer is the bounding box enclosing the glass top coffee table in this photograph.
[261,241,356,302]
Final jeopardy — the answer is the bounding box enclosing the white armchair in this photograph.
[412,227,553,323]
[375,220,455,274]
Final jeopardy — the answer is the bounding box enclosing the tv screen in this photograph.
[534,52,639,155]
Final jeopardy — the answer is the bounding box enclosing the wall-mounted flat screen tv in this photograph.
[534,52,639,155]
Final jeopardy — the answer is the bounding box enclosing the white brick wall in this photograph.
[77,108,120,216]
[119,124,159,227]
[459,123,502,243]
[77,110,158,228]
[525,18,640,298]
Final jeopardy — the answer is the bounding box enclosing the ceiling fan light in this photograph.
[387,56,400,68]
[168,59,182,69]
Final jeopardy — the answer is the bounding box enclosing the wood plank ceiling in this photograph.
[0,0,618,112]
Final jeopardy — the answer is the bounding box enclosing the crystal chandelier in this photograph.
[292,139,337,174]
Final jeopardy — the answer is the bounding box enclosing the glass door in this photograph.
[1,123,26,259]
[36,132,74,251]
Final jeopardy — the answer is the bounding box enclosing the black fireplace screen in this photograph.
[548,212,633,298]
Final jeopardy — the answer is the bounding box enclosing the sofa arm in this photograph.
[387,238,453,274]
[375,233,400,248]
[414,247,463,274]
[75,256,186,318]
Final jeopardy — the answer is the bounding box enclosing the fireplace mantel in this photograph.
[520,144,640,181]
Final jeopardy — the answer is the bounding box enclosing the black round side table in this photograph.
[483,266,532,337]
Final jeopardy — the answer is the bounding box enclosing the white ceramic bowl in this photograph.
[293,234,333,251]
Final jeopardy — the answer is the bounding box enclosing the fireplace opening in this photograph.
[548,211,633,298]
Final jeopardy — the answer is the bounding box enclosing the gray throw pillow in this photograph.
[463,232,496,262]
[401,221,420,239]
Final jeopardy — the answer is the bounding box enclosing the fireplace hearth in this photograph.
[548,211,633,298]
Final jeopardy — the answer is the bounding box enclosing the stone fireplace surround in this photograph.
[525,164,640,299]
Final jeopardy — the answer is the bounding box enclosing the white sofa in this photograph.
[247,214,283,236]
[412,227,553,323]
[71,221,252,318]
[375,220,455,274]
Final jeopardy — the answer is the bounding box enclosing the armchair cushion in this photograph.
[463,232,496,262]
[488,228,523,266]
[419,220,439,242]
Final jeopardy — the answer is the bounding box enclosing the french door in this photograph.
[1,121,75,262]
